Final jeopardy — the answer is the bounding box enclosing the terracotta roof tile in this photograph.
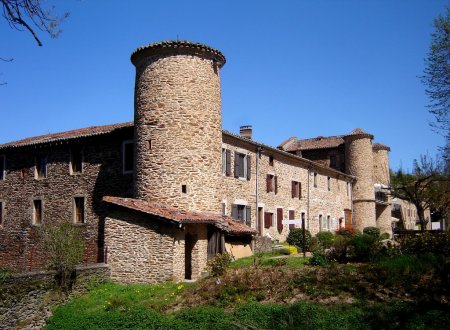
[103,196,256,236]
[0,122,133,150]
[372,142,391,151]
[345,128,374,139]
[296,136,344,151]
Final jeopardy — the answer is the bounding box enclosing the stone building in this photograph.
[0,41,393,283]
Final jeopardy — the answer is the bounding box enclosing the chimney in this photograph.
[239,125,253,139]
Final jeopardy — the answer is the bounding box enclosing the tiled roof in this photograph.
[372,142,391,151]
[103,196,256,236]
[346,128,374,139]
[131,40,226,68]
[296,136,344,151]
[0,122,133,150]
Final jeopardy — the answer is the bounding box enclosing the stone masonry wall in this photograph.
[221,135,352,241]
[0,129,134,271]
[345,135,376,231]
[0,264,110,330]
[133,52,223,215]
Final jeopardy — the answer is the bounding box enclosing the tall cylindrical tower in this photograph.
[344,128,376,231]
[131,41,226,214]
[373,143,392,236]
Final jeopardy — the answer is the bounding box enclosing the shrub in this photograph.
[363,226,381,239]
[309,240,330,266]
[327,235,350,263]
[348,233,381,262]
[398,232,450,257]
[39,223,84,291]
[315,231,334,249]
[277,248,291,255]
[207,253,233,277]
[286,228,312,253]
[335,226,356,238]
[286,245,298,254]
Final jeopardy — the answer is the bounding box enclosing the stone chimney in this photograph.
[240,125,253,139]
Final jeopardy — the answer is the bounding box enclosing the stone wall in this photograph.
[0,264,110,330]
[0,128,134,271]
[133,42,224,215]
[221,134,352,241]
[393,198,431,230]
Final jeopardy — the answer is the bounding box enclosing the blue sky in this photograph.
[0,0,448,170]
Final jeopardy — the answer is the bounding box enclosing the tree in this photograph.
[421,7,450,140]
[391,155,450,231]
[1,0,68,46]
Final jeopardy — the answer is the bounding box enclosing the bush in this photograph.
[327,235,350,263]
[348,233,381,262]
[398,232,450,257]
[286,228,312,253]
[315,231,335,249]
[39,223,84,291]
[207,253,233,277]
[335,226,356,238]
[363,226,381,239]
[309,239,330,266]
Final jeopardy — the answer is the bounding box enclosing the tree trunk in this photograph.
[417,205,426,231]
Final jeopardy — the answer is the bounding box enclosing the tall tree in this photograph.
[391,155,449,231]
[1,0,68,46]
[422,7,450,140]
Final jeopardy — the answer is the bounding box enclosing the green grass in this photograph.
[229,252,308,269]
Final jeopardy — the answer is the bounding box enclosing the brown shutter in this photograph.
[299,182,302,199]
[245,206,251,226]
[234,151,239,178]
[266,175,271,193]
[231,204,238,220]
[264,212,271,228]
[277,208,283,233]
[226,149,231,176]
[291,181,295,198]
[274,176,278,195]
[246,155,251,180]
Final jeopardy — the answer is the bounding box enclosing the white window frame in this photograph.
[122,140,134,174]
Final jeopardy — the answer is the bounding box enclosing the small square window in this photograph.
[33,200,42,225]
[269,155,274,166]
[74,197,85,224]
[182,185,187,194]
[35,156,47,179]
[70,147,83,174]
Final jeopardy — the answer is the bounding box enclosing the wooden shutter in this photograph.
[289,210,295,230]
[231,204,238,220]
[277,208,283,233]
[264,212,271,228]
[266,175,271,193]
[234,151,240,178]
[245,206,251,226]
[291,181,295,198]
[299,182,302,199]
[226,149,231,176]
[246,155,251,180]
[274,176,278,195]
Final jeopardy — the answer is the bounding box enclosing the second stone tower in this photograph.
[131,41,226,214]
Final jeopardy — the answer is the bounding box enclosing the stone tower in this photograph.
[344,128,376,231]
[131,41,226,214]
[373,143,392,236]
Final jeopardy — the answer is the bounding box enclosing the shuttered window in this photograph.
[291,181,301,199]
[267,174,278,194]
[222,149,231,176]
[264,212,273,228]
[289,210,295,230]
[277,208,283,233]
[234,152,251,180]
[231,204,251,225]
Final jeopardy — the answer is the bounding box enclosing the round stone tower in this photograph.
[131,41,226,214]
[373,143,392,236]
[344,128,376,231]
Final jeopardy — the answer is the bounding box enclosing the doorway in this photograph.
[185,233,196,280]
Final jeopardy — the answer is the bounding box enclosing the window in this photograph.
[222,148,231,176]
[277,208,283,233]
[234,152,251,180]
[269,155,274,166]
[181,185,187,194]
[291,181,301,199]
[0,155,5,180]
[231,204,251,226]
[327,177,331,191]
[288,210,295,230]
[0,201,3,225]
[318,214,323,231]
[313,172,317,187]
[35,156,47,179]
[33,199,42,225]
[122,141,134,174]
[74,197,85,224]
[326,215,331,231]
[266,174,278,194]
[346,182,350,197]
[264,212,273,228]
[221,202,226,215]
[70,147,83,174]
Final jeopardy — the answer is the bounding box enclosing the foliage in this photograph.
[207,253,233,277]
[315,231,335,249]
[285,245,298,254]
[39,223,84,291]
[0,268,13,282]
[326,235,351,263]
[421,7,450,137]
[335,226,356,238]
[390,154,449,230]
[1,0,69,46]
[363,226,380,238]
[309,238,330,266]
[397,231,450,257]
[348,233,382,262]
[286,228,312,252]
